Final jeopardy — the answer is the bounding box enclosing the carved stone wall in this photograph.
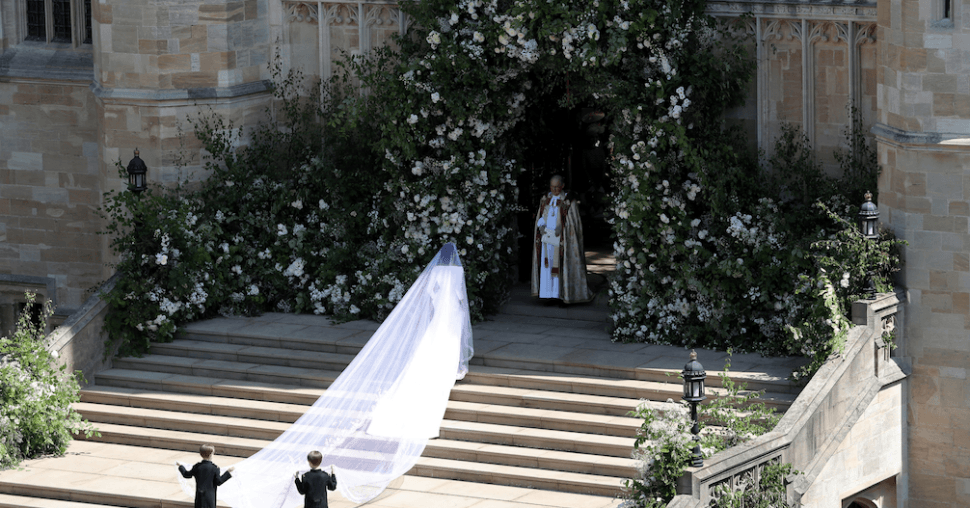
[278,1,878,172]
[279,1,407,81]
[708,1,878,172]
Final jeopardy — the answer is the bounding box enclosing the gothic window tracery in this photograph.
[18,0,93,46]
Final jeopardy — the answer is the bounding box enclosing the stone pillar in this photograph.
[875,0,970,505]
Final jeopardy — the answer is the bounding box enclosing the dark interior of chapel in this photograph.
[514,95,615,283]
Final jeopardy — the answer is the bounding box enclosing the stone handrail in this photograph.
[46,274,120,386]
[668,290,907,506]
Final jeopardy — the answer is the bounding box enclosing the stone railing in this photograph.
[668,290,907,507]
[46,275,120,386]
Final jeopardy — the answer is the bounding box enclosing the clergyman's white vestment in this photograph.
[530,192,592,304]
[536,195,562,299]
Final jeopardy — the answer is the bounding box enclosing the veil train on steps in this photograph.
[178,243,473,507]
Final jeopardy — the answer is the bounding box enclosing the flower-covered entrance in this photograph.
[102,0,898,380]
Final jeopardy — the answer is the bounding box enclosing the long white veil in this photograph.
[182,243,473,507]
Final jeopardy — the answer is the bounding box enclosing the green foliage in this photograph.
[622,356,782,508]
[625,401,695,507]
[788,203,904,379]
[701,354,781,453]
[612,116,903,381]
[0,294,98,469]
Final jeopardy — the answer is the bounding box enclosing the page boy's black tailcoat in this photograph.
[179,460,232,508]
[295,469,338,508]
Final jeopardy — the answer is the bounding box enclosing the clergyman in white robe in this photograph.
[530,177,593,304]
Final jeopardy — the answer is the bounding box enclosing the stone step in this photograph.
[413,457,621,497]
[149,340,358,373]
[0,494,123,508]
[96,363,653,416]
[76,423,625,496]
[80,385,643,438]
[178,319,800,394]
[465,365,794,412]
[110,355,341,388]
[499,287,610,322]
[145,340,797,409]
[94,368,325,405]
[0,479,193,508]
[74,403,636,460]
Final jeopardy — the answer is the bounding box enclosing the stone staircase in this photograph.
[62,310,798,505]
[0,281,806,508]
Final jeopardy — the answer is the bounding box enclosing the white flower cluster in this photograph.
[723,202,782,249]
[283,258,306,278]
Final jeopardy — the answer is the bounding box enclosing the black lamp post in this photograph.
[126,149,148,195]
[682,350,706,468]
[858,191,879,297]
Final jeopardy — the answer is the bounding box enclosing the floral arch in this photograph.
[365,0,753,335]
[103,0,894,371]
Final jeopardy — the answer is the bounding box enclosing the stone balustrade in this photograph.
[46,274,119,386]
[668,290,908,507]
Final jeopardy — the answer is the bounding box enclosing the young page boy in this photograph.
[295,450,338,508]
[176,444,235,508]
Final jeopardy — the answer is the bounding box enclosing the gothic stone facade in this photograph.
[0,0,968,506]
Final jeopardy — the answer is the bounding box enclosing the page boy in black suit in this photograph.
[295,450,338,508]
[176,444,235,508]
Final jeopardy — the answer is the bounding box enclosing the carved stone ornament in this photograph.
[708,454,783,496]
[881,314,896,340]
[706,1,876,21]
[809,21,848,44]
[855,23,877,46]
[763,19,802,42]
[285,2,319,23]
[364,5,395,27]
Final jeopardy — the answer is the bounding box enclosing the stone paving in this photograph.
[0,440,622,508]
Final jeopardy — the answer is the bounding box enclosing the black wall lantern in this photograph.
[682,350,706,468]
[858,191,879,240]
[126,149,148,195]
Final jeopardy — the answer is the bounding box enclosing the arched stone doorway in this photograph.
[845,499,878,508]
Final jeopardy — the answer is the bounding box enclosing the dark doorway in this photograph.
[512,93,614,282]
